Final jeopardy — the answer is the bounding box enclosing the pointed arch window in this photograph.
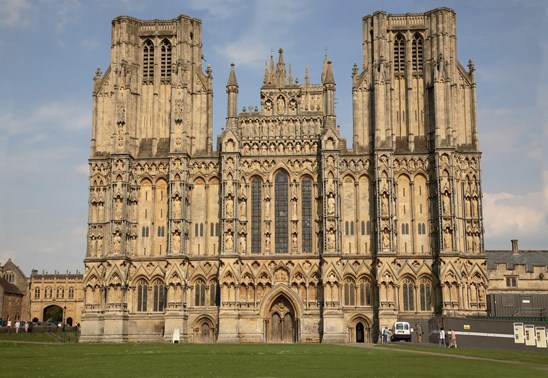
[34,287,41,299]
[143,39,154,82]
[402,278,415,311]
[152,279,166,312]
[209,281,219,306]
[68,287,75,299]
[394,34,406,75]
[412,33,424,73]
[275,171,289,253]
[251,178,262,253]
[160,39,172,81]
[56,287,64,299]
[301,176,313,253]
[195,279,206,307]
[358,278,372,306]
[419,278,432,311]
[137,279,148,312]
[344,278,356,306]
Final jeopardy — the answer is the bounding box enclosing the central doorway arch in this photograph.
[356,323,365,343]
[267,295,296,343]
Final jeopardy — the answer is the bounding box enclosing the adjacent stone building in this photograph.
[29,270,84,326]
[0,259,29,323]
[486,240,548,318]
[80,8,488,343]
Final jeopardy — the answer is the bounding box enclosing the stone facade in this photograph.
[486,240,548,318]
[28,270,84,326]
[0,259,29,322]
[81,8,488,343]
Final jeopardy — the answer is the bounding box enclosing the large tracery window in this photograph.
[301,176,313,253]
[412,33,424,73]
[152,279,166,312]
[143,39,154,82]
[160,39,172,81]
[275,171,289,253]
[419,278,432,311]
[344,278,356,306]
[195,278,206,307]
[358,278,372,306]
[251,178,262,253]
[137,279,148,312]
[209,281,219,306]
[402,278,414,311]
[394,34,405,75]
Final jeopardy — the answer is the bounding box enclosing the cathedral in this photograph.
[80,7,488,343]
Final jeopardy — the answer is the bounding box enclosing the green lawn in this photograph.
[0,340,546,377]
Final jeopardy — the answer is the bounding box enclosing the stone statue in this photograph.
[327,194,335,216]
[225,232,233,251]
[172,233,180,253]
[226,197,233,218]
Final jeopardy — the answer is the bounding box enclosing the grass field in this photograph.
[1,336,547,377]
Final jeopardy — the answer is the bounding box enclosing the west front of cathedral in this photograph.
[81,8,487,343]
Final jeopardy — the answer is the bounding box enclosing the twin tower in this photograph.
[82,8,487,343]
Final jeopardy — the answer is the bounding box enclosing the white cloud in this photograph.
[0,0,33,28]
[478,107,542,163]
[53,0,82,32]
[82,38,100,51]
[186,0,246,20]
[74,164,89,175]
[0,102,90,135]
[483,191,548,248]
[211,0,314,66]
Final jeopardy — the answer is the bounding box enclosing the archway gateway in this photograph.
[356,322,365,343]
[43,305,63,323]
[266,295,296,343]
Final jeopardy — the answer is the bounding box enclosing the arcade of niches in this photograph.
[80,7,488,343]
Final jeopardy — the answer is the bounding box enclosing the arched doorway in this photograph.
[267,295,296,343]
[348,316,372,343]
[193,317,216,343]
[356,323,365,343]
[43,305,63,323]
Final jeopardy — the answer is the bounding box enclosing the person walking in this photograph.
[438,327,446,347]
[415,324,423,343]
[448,329,458,348]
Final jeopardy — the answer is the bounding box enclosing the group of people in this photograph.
[12,320,30,333]
[438,327,458,348]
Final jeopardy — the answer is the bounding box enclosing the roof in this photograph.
[485,250,548,272]
[0,277,23,295]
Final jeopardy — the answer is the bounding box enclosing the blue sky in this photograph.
[0,0,546,275]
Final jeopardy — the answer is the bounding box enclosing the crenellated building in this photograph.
[80,8,488,343]
[28,270,84,326]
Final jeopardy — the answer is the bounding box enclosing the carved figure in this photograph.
[327,194,335,216]
[226,197,233,218]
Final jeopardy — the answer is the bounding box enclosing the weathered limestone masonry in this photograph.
[80,8,488,343]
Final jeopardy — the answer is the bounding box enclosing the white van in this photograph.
[391,321,412,342]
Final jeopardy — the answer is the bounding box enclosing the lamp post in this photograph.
[62,306,67,342]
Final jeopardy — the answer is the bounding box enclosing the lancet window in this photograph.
[251,178,262,253]
[412,33,424,73]
[275,171,289,253]
[301,176,313,253]
[394,34,405,75]
[137,279,148,312]
[160,39,172,81]
[143,39,154,82]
